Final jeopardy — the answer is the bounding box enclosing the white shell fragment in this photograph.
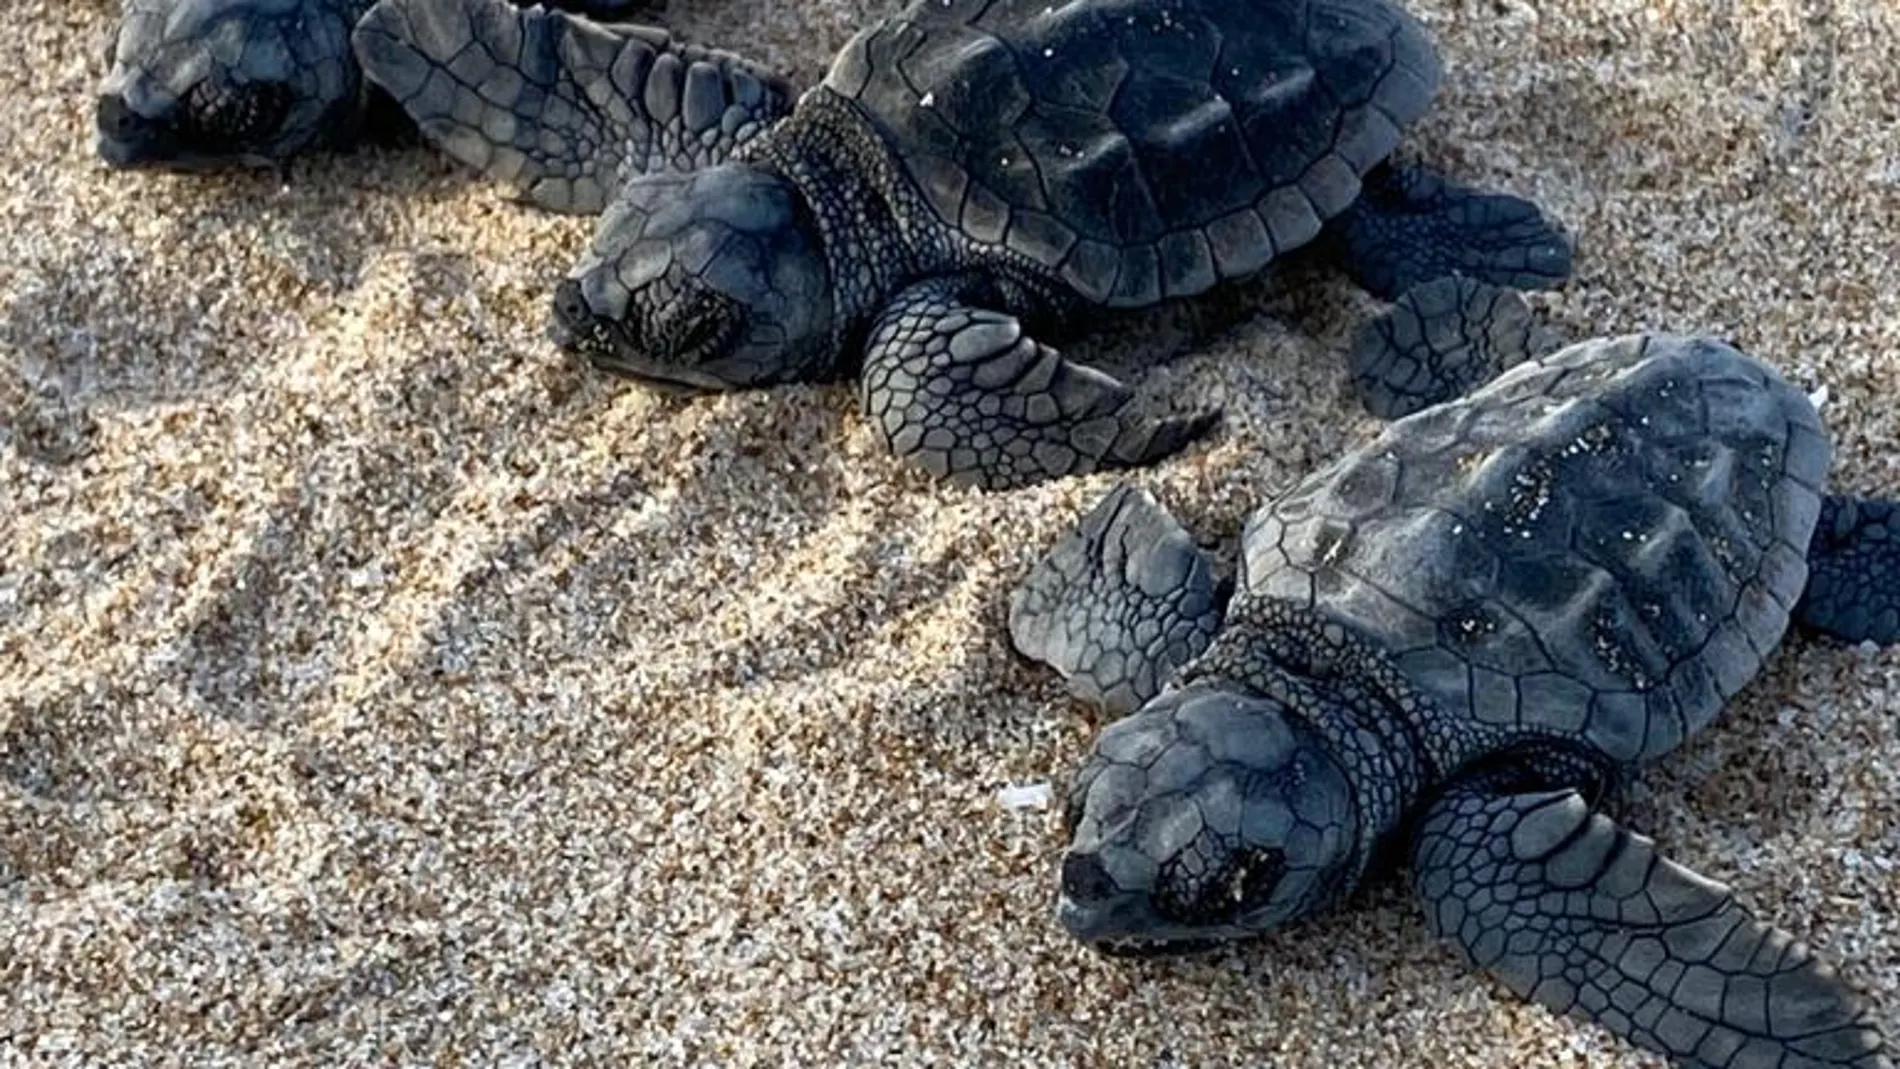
[995,782,1053,810]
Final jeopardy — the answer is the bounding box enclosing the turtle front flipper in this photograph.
[860,279,1221,490]
[351,0,792,214]
[1349,276,1546,419]
[1795,495,1900,645]
[1412,782,1889,1069]
[1331,164,1575,301]
[1008,485,1228,716]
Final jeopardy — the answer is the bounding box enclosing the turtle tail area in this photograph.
[1795,494,1900,646]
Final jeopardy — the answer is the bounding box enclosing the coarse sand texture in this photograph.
[3,0,1897,1066]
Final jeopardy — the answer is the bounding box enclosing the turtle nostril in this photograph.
[96,94,145,141]
[1060,852,1118,903]
[551,279,597,334]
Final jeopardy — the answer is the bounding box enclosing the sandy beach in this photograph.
[3,0,1896,1064]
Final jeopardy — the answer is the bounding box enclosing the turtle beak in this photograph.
[95,93,178,168]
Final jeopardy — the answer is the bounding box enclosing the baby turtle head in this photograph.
[551,164,834,391]
[97,0,360,169]
[1058,686,1360,955]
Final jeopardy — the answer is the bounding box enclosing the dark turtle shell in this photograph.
[1239,335,1828,765]
[824,0,1442,307]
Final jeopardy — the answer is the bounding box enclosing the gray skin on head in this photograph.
[1058,686,1359,953]
[360,0,1576,489]
[551,165,834,391]
[97,0,372,168]
[1012,294,1898,1065]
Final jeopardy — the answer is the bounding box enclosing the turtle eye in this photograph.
[674,311,725,358]
[670,287,742,360]
[180,79,293,146]
[1222,846,1287,915]
[1156,845,1287,924]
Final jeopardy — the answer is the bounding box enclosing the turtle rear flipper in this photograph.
[1796,495,1900,645]
[1008,485,1229,716]
[1412,783,1890,1069]
[352,0,792,214]
[1331,164,1575,301]
[861,278,1222,491]
[1349,276,1549,419]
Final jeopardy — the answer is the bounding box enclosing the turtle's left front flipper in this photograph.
[860,278,1221,490]
[1332,164,1575,301]
[1412,782,1890,1069]
[1796,495,1900,646]
[352,0,792,214]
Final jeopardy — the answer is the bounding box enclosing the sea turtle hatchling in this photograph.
[353,0,1576,489]
[93,0,784,169]
[1007,284,1898,1067]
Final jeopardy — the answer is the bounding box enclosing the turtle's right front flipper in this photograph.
[352,0,793,214]
[1412,782,1890,1069]
[860,278,1221,490]
[1008,485,1228,716]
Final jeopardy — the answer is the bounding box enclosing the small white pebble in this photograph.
[918,91,935,108]
[1808,383,1830,411]
[996,782,1052,810]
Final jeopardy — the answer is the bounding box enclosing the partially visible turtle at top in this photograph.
[94,0,747,169]
[353,0,1575,490]
[1007,281,1899,1067]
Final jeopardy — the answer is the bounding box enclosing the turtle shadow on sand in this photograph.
[0,681,161,808]
[1,239,238,464]
[163,325,899,737]
[0,174,425,441]
[385,390,887,699]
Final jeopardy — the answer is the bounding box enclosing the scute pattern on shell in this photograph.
[827,0,1442,306]
[1237,335,1829,766]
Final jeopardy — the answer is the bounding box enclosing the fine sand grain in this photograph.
[3,0,1896,1065]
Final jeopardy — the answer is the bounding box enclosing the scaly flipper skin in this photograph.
[1008,485,1228,716]
[1413,784,1889,1069]
[1796,496,1900,645]
[1349,275,1539,418]
[96,0,662,169]
[859,279,1222,490]
[353,0,792,213]
[1332,164,1576,301]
